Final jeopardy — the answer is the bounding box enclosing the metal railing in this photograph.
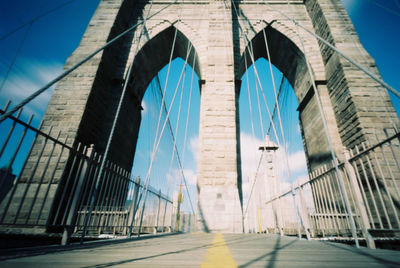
[262,130,400,248]
[0,103,174,244]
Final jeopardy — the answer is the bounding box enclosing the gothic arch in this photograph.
[73,25,201,171]
[239,24,320,103]
[129,25,201,100]
[238,24,343,170]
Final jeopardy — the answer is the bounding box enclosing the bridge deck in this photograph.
[1,234,400,267]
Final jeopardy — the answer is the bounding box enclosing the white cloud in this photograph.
[0,59,63,118]
[167,168,197,186]
[183,169,197,185]
[189,135,198,162]
[240,132,263,184]
[240,131,309,208]
[287,150,308,174]
[240,131,308,184]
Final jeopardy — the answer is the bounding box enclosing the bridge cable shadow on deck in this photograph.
[80,235,249,268]
[323,241,400,267]
[238,236,297,268]
[0,232,182,261]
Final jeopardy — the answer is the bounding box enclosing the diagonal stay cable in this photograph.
[244,49,256,139]
[181,56,196,168]
[242,25,281,152]
[167,65,186,179]
[0,2,175,122]
[294,20,360,247]
[137,43,195,234]
[232,5,277,217]
[0,0,50,93]
[80,1,155,243]
[134,24,178,209]
[152,57,196,215]
[366,0,400,17]
[267,75,285,135]
[228,0,296,232]
[0,0,76,41]
[244,153,263,217]
[263,25,303,238]
[281,0,360,245]
[242,47,263,218]
[128,24,180,236]
[261,1,400,99]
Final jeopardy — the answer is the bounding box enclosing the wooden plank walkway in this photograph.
[1,233,400,267]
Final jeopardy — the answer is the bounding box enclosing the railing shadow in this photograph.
[238,236,297,268]
[0,232,182,261]
[323,241,400,267]
[81,234,248,268]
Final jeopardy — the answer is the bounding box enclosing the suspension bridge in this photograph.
[1,0,400,266]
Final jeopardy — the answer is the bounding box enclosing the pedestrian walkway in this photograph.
[1,233,400,267]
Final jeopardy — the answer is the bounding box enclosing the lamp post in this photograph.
[259,136,283,236]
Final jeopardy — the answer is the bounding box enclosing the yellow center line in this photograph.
[201,233,238,268]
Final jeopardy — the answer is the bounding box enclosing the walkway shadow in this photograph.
[81,234,249,268]
[238,236,297,268]
[0,232,182,261]
[324,241,400,267]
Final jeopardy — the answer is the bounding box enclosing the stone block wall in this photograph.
[3,0,399,234]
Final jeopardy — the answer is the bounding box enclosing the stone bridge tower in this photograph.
[6,0,399,233]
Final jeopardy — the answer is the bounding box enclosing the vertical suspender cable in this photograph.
[137,43,195,236]
[263,27,306,239]
[267,75,285,135]
[0,0,50,93]
[242,49,264,218]
[80,1,154,243]
[129,25,178,237]
[282,0,359,246]
[0,0,76,41]
[294,22,360,247]
[168,66,186,177]
[181,56,196,167]
[262,2,400,99]
[152,55,196,214]
[244,50,256,139]
[228,0,300,236]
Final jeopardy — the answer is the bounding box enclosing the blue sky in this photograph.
[0,0,399,213]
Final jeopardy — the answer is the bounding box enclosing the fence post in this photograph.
[298,182,312,240]
[61,145,94,246]
[155,190,161,234]
[127,177,140,238]
[343,150,376,249]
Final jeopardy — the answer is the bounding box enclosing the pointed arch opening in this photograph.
[238,25,337,174]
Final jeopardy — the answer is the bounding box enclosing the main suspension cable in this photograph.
[0,0,50,93]
[0,2,174,122]
[228,0,300,235]
[263,25,303,237]
[267,75,285,135]
[181,56,196,167]
[262,1,400,99]
[0,0,76,41]
[138,43,195,225]
[82,1,155,242]
[168,65,186,179]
